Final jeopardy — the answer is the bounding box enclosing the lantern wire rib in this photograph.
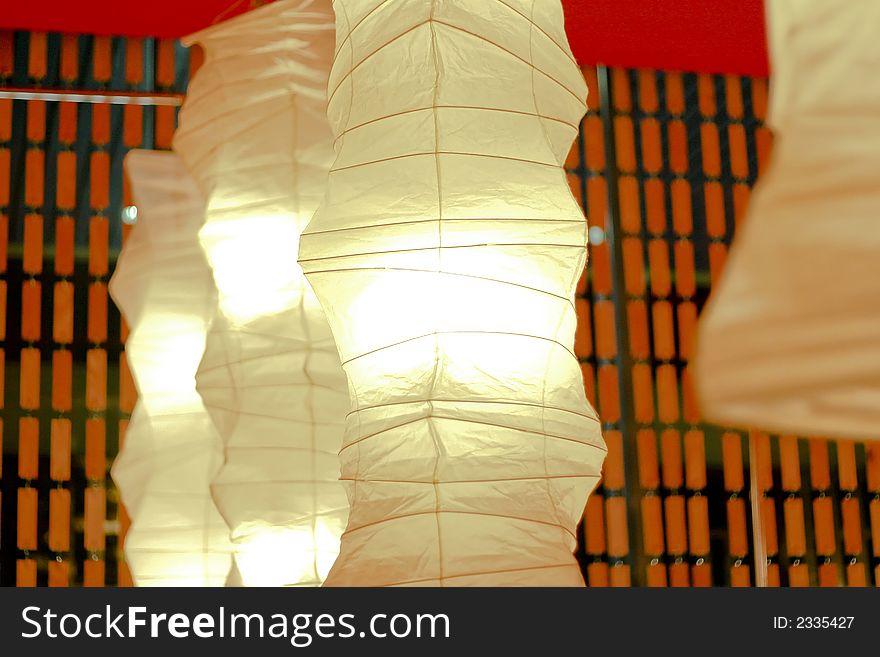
[327,17,585,108]
[334,106,579,146]
[300,0,605,586]
[174,0,349,587]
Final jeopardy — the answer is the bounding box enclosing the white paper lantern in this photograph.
[299,0,605,586]
[695,0,880,440]
[173,0,349,586]
[109,150,232,586]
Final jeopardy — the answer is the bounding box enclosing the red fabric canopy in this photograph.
[0,0,769,76]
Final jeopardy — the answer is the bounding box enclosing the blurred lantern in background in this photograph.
[695,0,880,441]
[173,0,349,586]
[299,0,605,586]
[109,150,232,586]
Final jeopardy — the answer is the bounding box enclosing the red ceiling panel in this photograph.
[0,0,769,76]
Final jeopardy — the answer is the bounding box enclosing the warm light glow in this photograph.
[109,150,232,586]
[234,523,340,587]
[300,0,605,586]
[173,0,349,586]
[199,213,308,326]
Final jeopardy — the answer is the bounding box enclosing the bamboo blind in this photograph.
[0,30,878,587]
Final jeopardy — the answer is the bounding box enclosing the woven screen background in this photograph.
[0,30,877,587]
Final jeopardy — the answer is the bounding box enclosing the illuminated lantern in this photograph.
[695,0,880,440]
[173,0,349,586]
[109,150,232,586]
[299,0,605,586]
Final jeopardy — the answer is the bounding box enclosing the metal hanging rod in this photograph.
[0,87,184,106]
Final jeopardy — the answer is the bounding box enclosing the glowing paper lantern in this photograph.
[109,150,232,586]
[173,0,349,586]
[695,0,880,440]
[299,0,605,586]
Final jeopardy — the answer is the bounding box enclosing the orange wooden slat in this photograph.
[667,119,688,175]
[85,349,107,412]
[583,493,606,555]
[56,150,77,210]
[661,429,683,489]
[602,430,625,490]
[648,240,671,297]
[48,488,71,552]
[656,364,679,424]
[17,486,38,550]
[125,38,144,84]
[704,181,725,238]
[49,418,72,481]
[726,497,749,557]
[60,34,79,81]
[728,123,749,179]
[20,279,41,342]
[19,348,41,410]
[614,115,636,173]
[84,486,106,552]
[90,152,110,209]
[788,563,810,587]
[26,100,46,141]
[637,428,660,489]
[51,349,72,412]
[47,561,70,587]
[93,36,111,82]
[696,74,716,117]
[673,240,696,298]
[597,365,620,424]
[83,560,105,587]
[91,103,110,145]
[644,178,666,235]
[632,363,654,423]
[605,496,630,558]
[684,429,707,491]
[812,496,837,556]
[574,298,593,358]
[622,237,645,295]
[593,300,617,360]
[700,122,721,177]
[721,431,745,493]
[818,563,840,587]
[22,213,43,274]
[640,117,662,173]
[809,439,831,491]
[725,76,744,118]
[18,417,39,480]
[586,563,609,587]
[627,300,650,359]
[836,440,858,491]
[638,70,659,113]
[665,72,685,115]
[53,281,74,344]
[24,148,46,209]
[641,495,665,556]
[87,282,108,344]
[651,301,675,360]
[646,563,667,587]
[611,67,631,111]
[58,102,78,144]
[784,497,807,557]
[583,115,605,171]
[55,217,75,275]
[89,216,110,276]
[85,418,106,481]
[841,496,862,557]
[155,105,177,149]
[617,176,640,234]
[664,495,687,555]
[687,495,710,556]
[779,435,802,492]
[17,559,38,587]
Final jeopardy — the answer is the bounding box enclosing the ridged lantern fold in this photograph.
[695,0,880,440]
[109,150,232,586]
[173,0,349,586]
[299,0,605,586]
